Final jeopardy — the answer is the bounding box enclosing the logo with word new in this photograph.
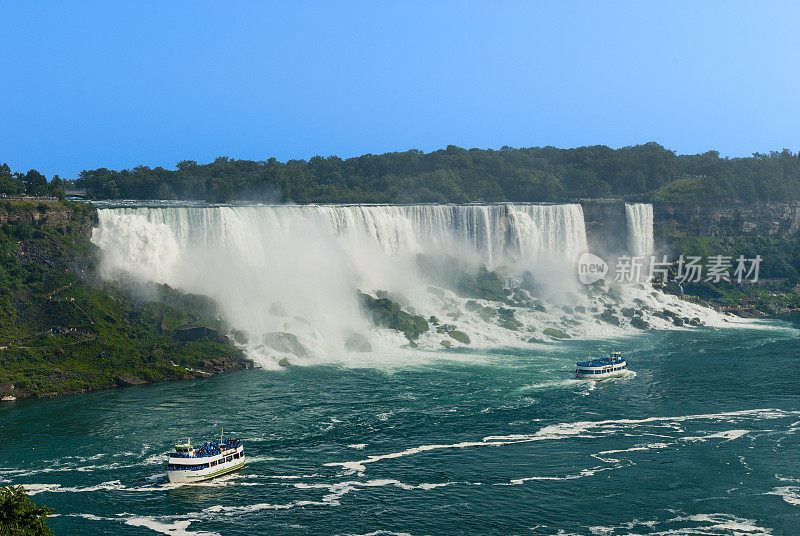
[577,252,608,285]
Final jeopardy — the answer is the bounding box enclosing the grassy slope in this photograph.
[0,200,249,398]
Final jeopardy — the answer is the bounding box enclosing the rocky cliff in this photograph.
[580,200,800,255]
[0,200,251,400]
[654,202,800,237]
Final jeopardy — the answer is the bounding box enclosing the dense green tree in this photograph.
[0,486,54,536]
[0,164,23,195]
[22,170,47,196]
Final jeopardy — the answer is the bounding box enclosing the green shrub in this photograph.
[0,485,54,536]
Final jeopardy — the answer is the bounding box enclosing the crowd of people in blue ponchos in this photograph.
[173,438,242,459]
[576,356,625,367]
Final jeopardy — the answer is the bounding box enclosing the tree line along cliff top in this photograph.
[3,143,800,204]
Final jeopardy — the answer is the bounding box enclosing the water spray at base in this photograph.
[91,203,739,367]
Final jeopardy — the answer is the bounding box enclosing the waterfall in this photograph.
[90,203,601,365]
[625,203,654,257]
[92,203,588,277]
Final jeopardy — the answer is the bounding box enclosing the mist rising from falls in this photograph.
[91,203,728,367]
[625,203,654,257]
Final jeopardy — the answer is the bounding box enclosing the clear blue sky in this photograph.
[2,1,799,179]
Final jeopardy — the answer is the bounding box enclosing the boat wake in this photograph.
[324,408,797,475]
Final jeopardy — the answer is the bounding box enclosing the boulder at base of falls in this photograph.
[448,330,470,344]
[358,291,429,340]
[543,327,570,339]
[233,330,250,344]
[115,373,147,386]
[457,265,508,302]
[345,333,373,352]
[263,332,310,358]
[477,306,496,320]
[630,316,650,329]
[598,309,621,325]
[440,340,452,348]
[506,288,533,307]
[527,337,545,343]
[175,325,218,341]
[497,308,522,330]
[652,310,671,321]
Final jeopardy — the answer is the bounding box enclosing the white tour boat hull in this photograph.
[575,355,628,380]
[575,370,627,380]
[167,456,246,483]
[167,443,246,484]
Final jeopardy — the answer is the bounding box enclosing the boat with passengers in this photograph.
[165,432,245,483]
[575,351,627,379]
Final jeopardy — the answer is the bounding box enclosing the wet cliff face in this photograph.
[581,200,658,257]
[579,200,628,254]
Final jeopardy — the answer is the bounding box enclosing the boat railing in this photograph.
[576,358,625,368]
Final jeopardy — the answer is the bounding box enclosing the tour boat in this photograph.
[165,432,245,483]
[575,351,627,379]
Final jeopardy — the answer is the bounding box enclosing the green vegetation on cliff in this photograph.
[0,200,248,399]
[669,235,800,282]
[652,229,800,315]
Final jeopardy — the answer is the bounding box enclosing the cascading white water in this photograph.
[91,204,588,363]
[625,203,654,257]
[91,202,731,367]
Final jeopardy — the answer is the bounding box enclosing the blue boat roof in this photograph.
[576,356,625,367]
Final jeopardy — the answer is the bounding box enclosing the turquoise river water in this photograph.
[2,323,799,535]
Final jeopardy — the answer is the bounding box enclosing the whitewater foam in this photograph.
[325,408,797,475]
[583,512,775,536]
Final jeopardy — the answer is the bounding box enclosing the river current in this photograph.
[3,324,799,535]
